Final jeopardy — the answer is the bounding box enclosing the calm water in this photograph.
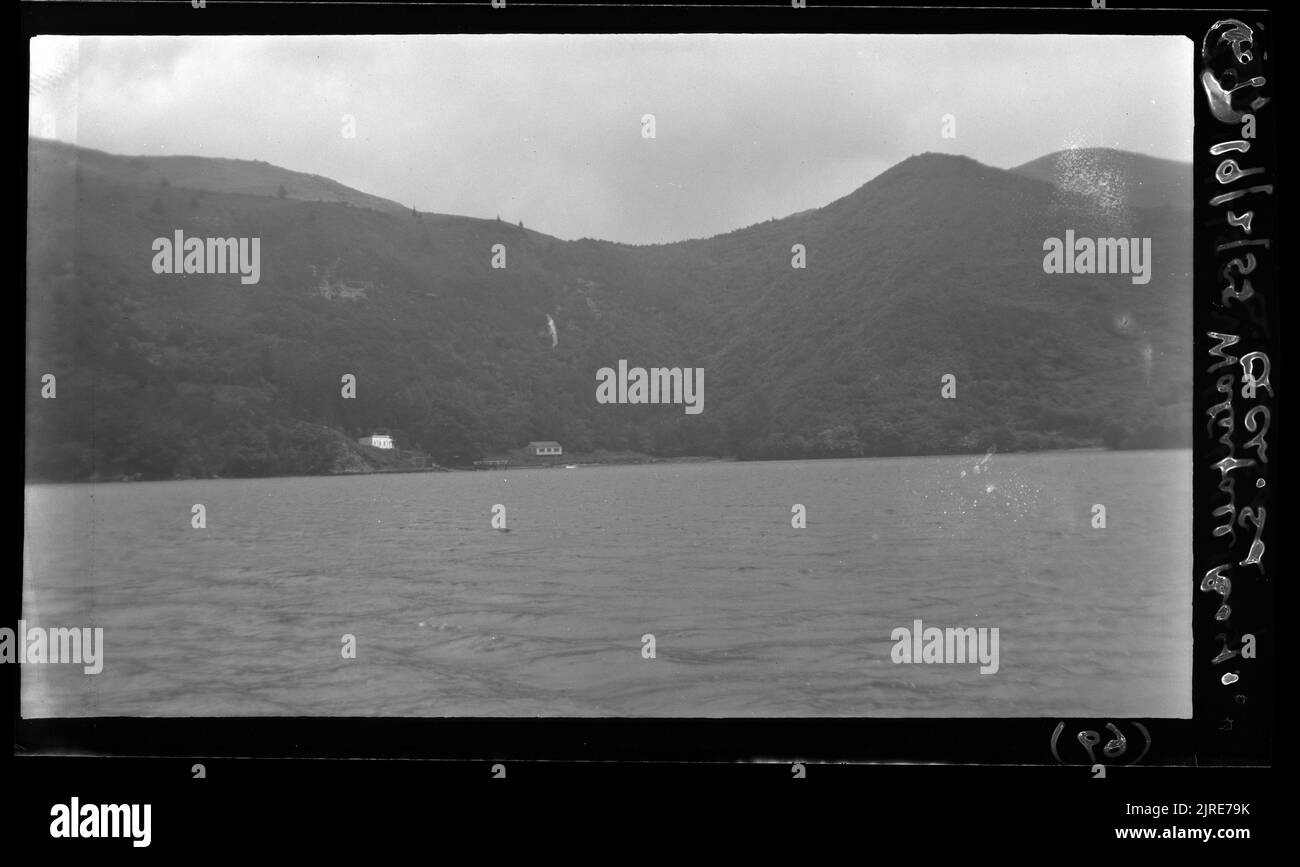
[22,450,1191,717]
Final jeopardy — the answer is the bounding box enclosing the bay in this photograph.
[21,449,1191,717]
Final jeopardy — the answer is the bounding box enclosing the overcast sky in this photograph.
[30,34,1191,245]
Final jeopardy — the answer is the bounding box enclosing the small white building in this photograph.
[359,433,394,449]
[526,441,563,457]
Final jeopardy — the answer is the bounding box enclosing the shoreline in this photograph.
[23,445,1191,485]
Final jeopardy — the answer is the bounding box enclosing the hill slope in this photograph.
[25,138,1192,480]
[1013,147,1192,213]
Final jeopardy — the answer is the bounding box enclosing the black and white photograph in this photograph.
[22,31,1198,721]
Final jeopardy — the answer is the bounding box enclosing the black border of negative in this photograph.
[11,1,1276,774]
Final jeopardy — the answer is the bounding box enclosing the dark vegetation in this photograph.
[26,138,1192,480]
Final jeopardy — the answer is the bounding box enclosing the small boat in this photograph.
[564,464,578,469]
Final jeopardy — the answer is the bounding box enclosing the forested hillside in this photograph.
[26,138,1192,479]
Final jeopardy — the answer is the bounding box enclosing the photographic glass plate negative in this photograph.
[14,1,1275,844]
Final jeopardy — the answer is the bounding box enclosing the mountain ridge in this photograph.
[30,136,1189,244]
[25,137,1192,480]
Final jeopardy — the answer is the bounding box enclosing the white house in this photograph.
[359,433,394,449]
[526,441,563,457]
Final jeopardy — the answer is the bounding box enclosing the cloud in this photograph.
[29,34,1191,244]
